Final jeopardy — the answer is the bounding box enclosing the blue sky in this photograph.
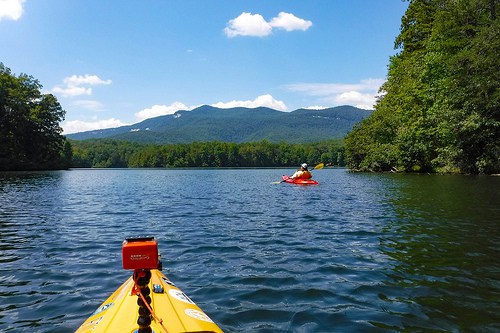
[1,0,409,134]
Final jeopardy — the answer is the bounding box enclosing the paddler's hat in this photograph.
[301,163,308,169]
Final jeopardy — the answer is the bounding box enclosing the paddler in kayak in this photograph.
[290,163,312,180]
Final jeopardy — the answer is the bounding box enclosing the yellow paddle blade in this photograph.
[313,163,324,170]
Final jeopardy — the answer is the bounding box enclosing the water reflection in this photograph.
[379,175,500,332]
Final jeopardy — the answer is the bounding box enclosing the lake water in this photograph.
[0,168,498,332]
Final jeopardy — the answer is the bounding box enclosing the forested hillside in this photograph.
[67,105,370,144]
[345,0,499,174]
[0,64,72,171]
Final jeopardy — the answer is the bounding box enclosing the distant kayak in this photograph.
[75,238,223,333]
[282,175,319,185]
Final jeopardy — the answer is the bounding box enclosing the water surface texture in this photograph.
[1,169,498,332]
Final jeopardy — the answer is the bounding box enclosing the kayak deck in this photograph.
[75,269,223,333]
[282,175,318,185]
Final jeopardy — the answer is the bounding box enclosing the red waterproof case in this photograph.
[122,237,159,270]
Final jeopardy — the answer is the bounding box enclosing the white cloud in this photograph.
[62,118,130,134]
[224,12,272,37]
[72,100,105,111]
[333,91,375,109]
[285,78,384,110]
[211,94,287,111]
[52,86,92,97]
[0,0,24,21]
[52,74,112,97]
[134,102,192,122]
[269,12,312,31]
[64,74,112,86]
[225,12,311,38]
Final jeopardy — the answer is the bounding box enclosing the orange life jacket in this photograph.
[297,171,312,179]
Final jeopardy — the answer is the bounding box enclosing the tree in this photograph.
[70,139,346,168]
[438,0,500,173]
[0,63,69,170]
[345,0,499,174]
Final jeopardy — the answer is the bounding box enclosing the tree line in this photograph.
[345,0,499,174]
[0,64,72,171]
[71,139,345,168]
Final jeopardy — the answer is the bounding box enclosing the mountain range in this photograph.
[66,105,371,144]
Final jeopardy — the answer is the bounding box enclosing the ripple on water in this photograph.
[1,169,499,332]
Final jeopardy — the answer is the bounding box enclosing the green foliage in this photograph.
[70,139,345,169]
[0,64,70,170]
[346,0,499,174]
